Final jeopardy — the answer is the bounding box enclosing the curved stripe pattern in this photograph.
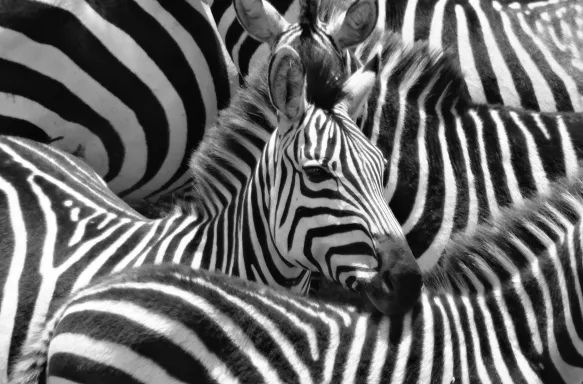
[398,0,583,111]
[211,0,583,112]
[14,171,583,383]
[0,6,420,378]
[0,0,237,201]
[349,32,583,270]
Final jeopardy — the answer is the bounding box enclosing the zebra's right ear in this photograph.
[234,0,290,44]
[268,45,306,124]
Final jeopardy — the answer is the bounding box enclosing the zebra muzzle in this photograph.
[365,236,423,316]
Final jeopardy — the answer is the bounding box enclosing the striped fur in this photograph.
[13,170,583,383]
[347,32,583,270]
[0,11,421,378]
[395,0,583,112]
[211,0,583,112]
[0,0,239,201]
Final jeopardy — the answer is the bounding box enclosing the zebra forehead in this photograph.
[299,123,384,167]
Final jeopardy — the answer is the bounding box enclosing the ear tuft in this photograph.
[268,45,306,122]
[332,0,379,49]
[234,0,290,44]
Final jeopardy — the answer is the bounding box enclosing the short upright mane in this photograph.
[186,37,350,214]
[359,31,470,111]
[423,170,583,294]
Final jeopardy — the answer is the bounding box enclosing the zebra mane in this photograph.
[185,40,350,214]
[359,31,470,111]
[299,0,319,27]
[423,171,583,294]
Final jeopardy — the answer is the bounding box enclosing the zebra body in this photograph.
[0,2,423,379]
[211,0,583,112]
[14,170,583,383]
[349,33,583,270]
[0,0,238,201]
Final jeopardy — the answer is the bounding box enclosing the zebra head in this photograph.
[263,44,422,315]
[233,0,378,75]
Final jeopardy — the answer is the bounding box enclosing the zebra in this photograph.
[233,0,583,274]
[12,169,583,384]
[210,0,583,112]
[0,0,239,201]
[0,6,423,379]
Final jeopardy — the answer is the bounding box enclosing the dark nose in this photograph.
[365,235,423,316]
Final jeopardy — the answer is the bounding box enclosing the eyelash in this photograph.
[303,166,331,183]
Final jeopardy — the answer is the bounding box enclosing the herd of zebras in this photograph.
[0,0,582,382]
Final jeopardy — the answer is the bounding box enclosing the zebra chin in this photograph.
[363,235,423,316]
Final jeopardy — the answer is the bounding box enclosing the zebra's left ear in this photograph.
[331,0,379,49]
[234,0,290,44]
[268,45,306,124]
[341,54,379,119]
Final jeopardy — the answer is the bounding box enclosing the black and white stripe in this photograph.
[210,1,583,274]
[396,0,583,111]
[0,6,422,378]
[0,0,238,201]
[14,170,583,383]
[211,0,583,112]
[350,32,583,270]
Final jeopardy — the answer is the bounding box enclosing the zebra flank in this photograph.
[13,169,583,383]
[0,0,237,201]
[0,0,424,378]
[211,0,583,112]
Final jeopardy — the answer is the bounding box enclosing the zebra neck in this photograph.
[433,171,583,285]
[186,64,277,216]
[385,98,583,267]
[417,174,583,365]
[170,67,308,292]
[358,34,583,268]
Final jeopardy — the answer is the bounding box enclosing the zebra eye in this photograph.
[304,166,331,183]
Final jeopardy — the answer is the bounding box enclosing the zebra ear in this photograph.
[234,0,290,44]
[268,45,306,123]
[331,0,379,49]
[341,54,379,118]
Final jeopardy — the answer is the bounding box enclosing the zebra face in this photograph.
[266,45,422,316]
